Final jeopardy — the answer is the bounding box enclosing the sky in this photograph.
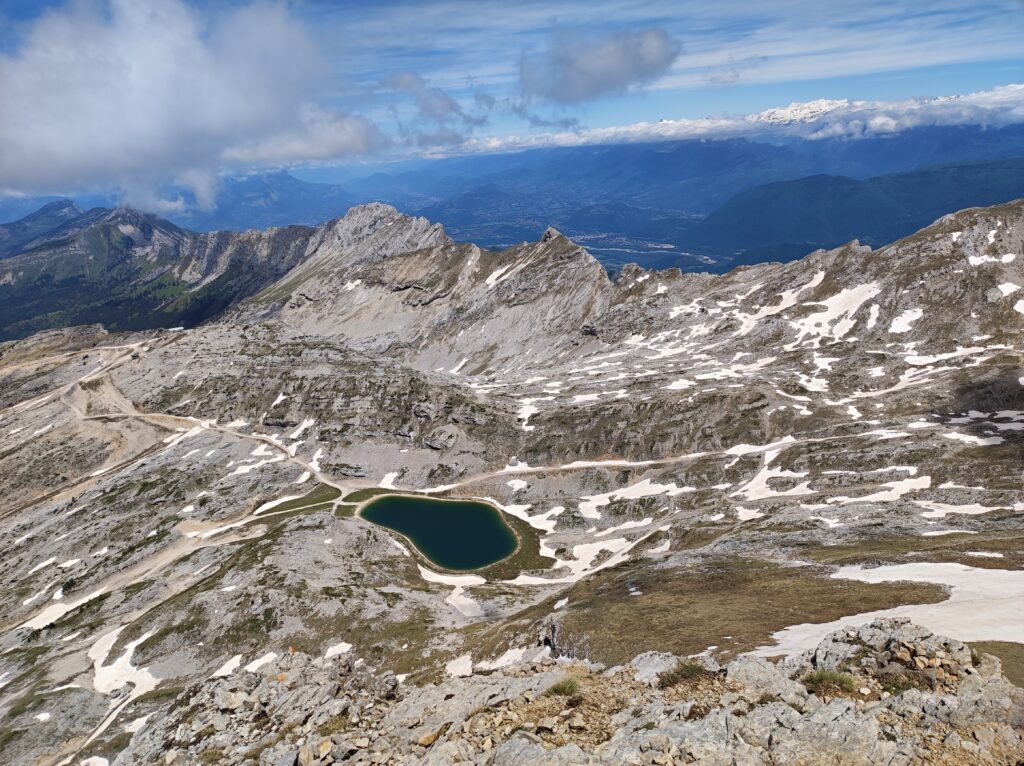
[1,0,1024,207]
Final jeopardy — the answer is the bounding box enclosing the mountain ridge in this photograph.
[0,197,1022,765]
[9,123,1024,272]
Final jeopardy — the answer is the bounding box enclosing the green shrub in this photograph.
[802,670,856,695]
[544,677,581,697]
[658,660,709,689]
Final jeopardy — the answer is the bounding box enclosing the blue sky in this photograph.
[1,0,1023,203]
[294,0,1024,139]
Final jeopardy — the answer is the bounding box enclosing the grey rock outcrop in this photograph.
[114,620,1024,765]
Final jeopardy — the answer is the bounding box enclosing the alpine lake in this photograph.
[359,494,518,571]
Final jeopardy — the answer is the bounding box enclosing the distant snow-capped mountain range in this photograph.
[465,83,1024,152]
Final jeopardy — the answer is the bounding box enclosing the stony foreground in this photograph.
[115,618,1024,765]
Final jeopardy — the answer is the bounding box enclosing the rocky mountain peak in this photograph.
[316,202,450,258]
[103,205,148,224]
[25,198,82,221]
[540,225,562,243]
[0,198,87,259]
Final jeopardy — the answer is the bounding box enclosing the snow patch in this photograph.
[888,308,923,334]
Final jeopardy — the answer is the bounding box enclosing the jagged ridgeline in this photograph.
[0,199,1022,765]
[0,206,320,341]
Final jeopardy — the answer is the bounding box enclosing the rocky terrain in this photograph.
[116,619,1024,765]
[0,198,1022,764]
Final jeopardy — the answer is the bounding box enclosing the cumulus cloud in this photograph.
[222,105,382,165]
[0,0,381,206]
[520,27,681,104]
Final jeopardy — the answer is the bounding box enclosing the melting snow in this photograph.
[517,397,553,431]
[445,654,474,677]
[123,714,151,733]
[325,642,352,659]
[594,517,654,537]
[943,432,1004,446]
[922,529,978,537]
[731,449,813,502]
[418,565,486,617]
[254,495,303,516]
[736,507,764,521]
[211,655,242,678]
[28,557,56,575]
[968,253,1015,266]
[827,476,930,505]
[888,308,923,334]
[786,282,880,348]
[244,652,278,672]
[752,563,1024,657]
[916,501,1020,519]
[89,626,158,698]
[288,419,316,439]
[578,479,693,519]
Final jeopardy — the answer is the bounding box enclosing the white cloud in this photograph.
[519,28,681,104]
[462,83,1024,154]
[388,73,483,126]
[384,72,492,148]
[221,104,381,165]
[0,0,381,203]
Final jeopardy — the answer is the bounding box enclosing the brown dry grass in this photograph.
[552,558,947,666]
[971,641,1024,687]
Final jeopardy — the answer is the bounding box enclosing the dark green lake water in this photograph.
[360,494,517,570]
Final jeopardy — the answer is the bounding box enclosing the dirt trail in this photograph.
[0,341,149,419]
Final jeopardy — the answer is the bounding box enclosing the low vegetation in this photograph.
[544,677,581,697]
[972,641,1024,686]
[546,558,947,666]
[878,670,922,696]
[658,660,709,689]
[802,670,856,695]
